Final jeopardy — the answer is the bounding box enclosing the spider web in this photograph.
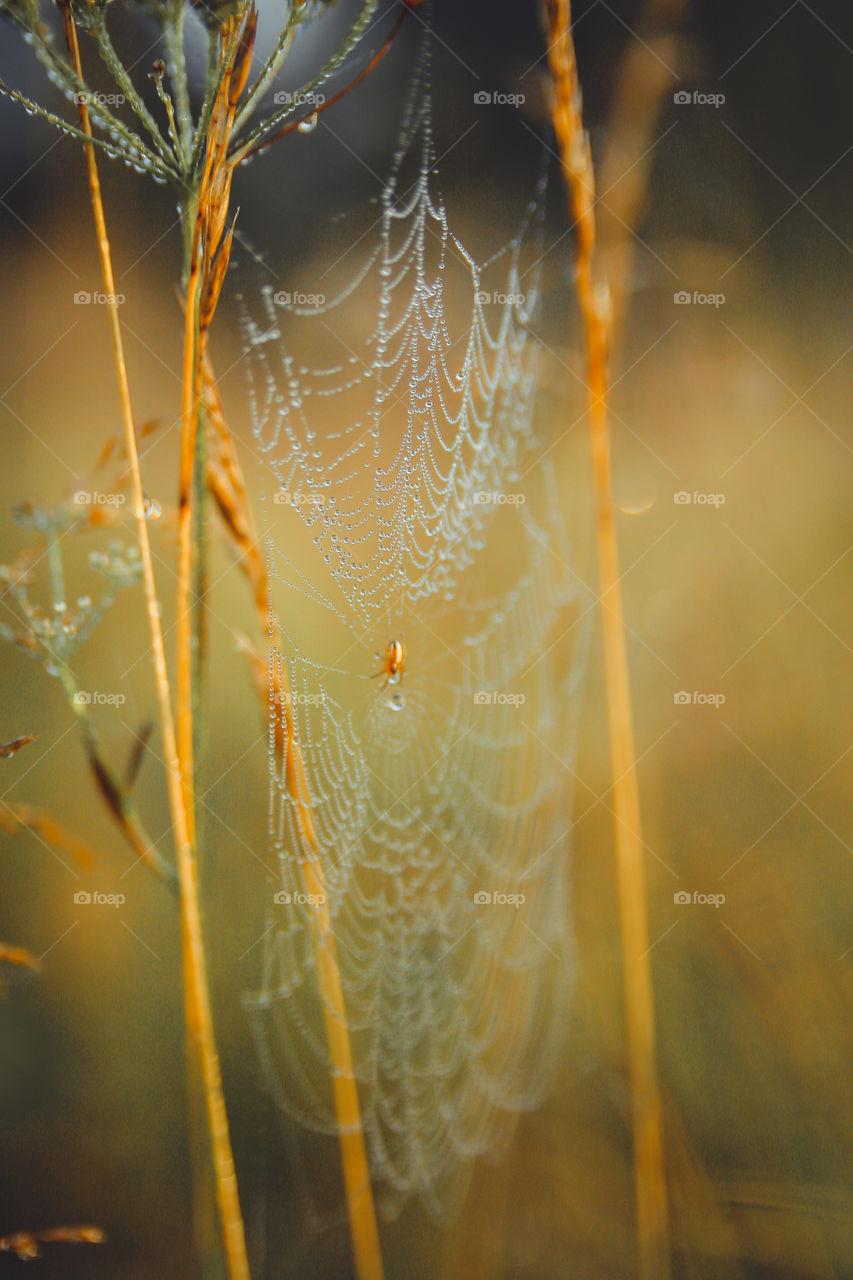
[238,36,591,1223]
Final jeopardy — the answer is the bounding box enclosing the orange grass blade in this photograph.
[0,803,96,870]
[0,942,42,978]
[58,6,250,1277]
[0,733,36,758]
[272,654,385,1280]
[544,3,671,1277]
[0,1225,105,1259]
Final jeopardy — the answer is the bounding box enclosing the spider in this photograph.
[372,638,406,691]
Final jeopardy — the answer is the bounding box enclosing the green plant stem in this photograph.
[23,26,171,176]
[162,0,192,163]
[96,26,174,164]
[44,527,66,612]
[0,75,170,178]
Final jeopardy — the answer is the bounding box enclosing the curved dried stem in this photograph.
[204,356,385,1280]
[544,3,671,1277]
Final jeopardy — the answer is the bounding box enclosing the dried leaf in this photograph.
[0,1225,105,1258]
[200,220,235,333]
[36,1226,105,1246]
[0,804,95,870]
[0,942,41,977]
[203,359,266,616]
[86,748,126,825]
[0,733,36,759]
[229,6,258,107]
[93,418,162,477]
[123,721,153,792]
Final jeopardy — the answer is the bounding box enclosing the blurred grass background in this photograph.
[0,0,851,1275]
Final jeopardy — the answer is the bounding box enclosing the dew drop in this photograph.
[143,494,162,521]
[298,113,319,135]
[388,692,405,712]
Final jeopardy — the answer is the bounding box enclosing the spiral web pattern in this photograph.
[239,42,590,1221]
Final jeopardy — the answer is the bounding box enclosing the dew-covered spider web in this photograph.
[238,35,591,1224]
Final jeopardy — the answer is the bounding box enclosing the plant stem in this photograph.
[179,198,222,1280]
[44,525,66,612]
[177,203,204,850]
[60,7,250,1277]
[96,26,174,164]
[162,0,192,163]
[272,656,385,1280]
[205,358,386,1276]
[544,4,670,1278]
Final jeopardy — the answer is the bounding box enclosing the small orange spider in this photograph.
[372,638,406,691]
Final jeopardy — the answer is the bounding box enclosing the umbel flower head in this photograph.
[0,0,44,31]
[0,0,410,193]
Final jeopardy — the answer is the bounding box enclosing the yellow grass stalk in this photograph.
[169,9,386,1259]
[544,3,671,1277]
[59,6,250,1277]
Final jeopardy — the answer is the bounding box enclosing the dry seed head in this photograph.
[69,0,112,33]
[229,6,258,107]
[190,0,245,30]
